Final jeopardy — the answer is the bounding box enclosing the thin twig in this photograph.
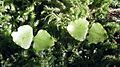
[109,8,120,12]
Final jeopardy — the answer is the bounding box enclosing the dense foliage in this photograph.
[0,0,120,67]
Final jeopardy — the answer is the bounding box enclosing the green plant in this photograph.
[0,0,120,67]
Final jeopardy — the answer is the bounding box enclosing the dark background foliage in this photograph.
[0,0,120,67]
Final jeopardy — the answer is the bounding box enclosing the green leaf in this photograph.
[67,18,89,41]
[11,25,33,49]
[33,30,55,52]
[87,23,108,44]
[105,22,120,34]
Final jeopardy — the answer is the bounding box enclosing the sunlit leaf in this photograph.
[87,23,108,44]
[11,25,33,49]
[67,18,89,41]
[33,30,55,52]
